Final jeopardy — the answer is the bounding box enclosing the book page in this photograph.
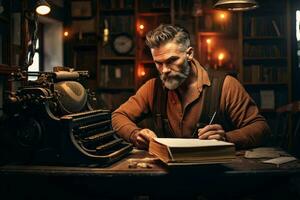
[153,138,234,148]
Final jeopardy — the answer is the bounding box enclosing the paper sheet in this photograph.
[244,147,285,158]
[262,156,297,166]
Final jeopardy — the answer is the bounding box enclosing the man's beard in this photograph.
[160,59,190,90]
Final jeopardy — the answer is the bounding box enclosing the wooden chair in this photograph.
[273,101,300,156]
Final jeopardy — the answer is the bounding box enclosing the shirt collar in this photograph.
[190,58,211,92]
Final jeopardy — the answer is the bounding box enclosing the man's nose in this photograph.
[161,64,170,73]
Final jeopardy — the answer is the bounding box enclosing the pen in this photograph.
[192,111,217,138]
[209,111,217,125]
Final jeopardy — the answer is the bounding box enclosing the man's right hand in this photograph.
[197,124,226,141]
[133,129,157,150]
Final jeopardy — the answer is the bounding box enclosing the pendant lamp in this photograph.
[214,0,259,11]
[35,0,51,15]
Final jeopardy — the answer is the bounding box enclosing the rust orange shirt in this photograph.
[112,59,270,149]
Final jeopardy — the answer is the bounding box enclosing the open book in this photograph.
[149,138,236,165]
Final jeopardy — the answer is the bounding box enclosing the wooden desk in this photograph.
[1,149,300,200]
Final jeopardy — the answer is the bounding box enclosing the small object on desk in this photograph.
[244,147,285,159]
[136,162,153,168]
[128,160,138,168]
[127,158,157,168]
[262,156,297,167]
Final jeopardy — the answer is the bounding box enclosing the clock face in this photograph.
[112,34,134,55]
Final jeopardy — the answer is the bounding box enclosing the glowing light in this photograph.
[139,24,144,30]
[36,0,51,15]
[218,53,225,60]
[218,52,225,66]
[36,5,51,15]
[103,28,109,43]
[206,38,211,44]
[138,64,146,77]
[64,31,69,37]
[103,19,109,44]
[104,28,109,36]
[206,38,212,57]
[220,13,225,19]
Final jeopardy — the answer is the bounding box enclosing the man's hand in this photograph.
[197,124,226,141]
[133,129,157,150]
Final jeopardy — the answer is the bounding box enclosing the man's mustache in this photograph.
[161,72,188,80]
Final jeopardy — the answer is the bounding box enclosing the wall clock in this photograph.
[111,33,134,55]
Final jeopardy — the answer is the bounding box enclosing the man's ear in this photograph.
[186,47,194,61]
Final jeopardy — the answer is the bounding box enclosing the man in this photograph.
[112,24,270,150]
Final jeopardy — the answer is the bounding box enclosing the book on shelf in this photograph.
[244,65,287,84]
[246,16,283,37]
[261,67,273,83]
[101,0,134,10]
[243,66,252,83]
[149,138,236,165]
[251,65,261,83]
[244,44,282,58]
[250,17,256,36]
[277,67,287,83]
[271,20,281,36]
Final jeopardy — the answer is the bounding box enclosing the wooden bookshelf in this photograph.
[240,0,291,139]
[135,0,172,89]
[241,0,291,104]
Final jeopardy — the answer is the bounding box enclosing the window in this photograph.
[296,10,300,68]
[27,40,40,80]
[27,23,43,80]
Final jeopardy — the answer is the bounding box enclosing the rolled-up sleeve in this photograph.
[112,79,155,142]
[221,76,271,149]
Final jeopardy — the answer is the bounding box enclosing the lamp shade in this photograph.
[35,0,51,15]
[214,0,259,11]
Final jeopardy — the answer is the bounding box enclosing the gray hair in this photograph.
[145,24,190,51]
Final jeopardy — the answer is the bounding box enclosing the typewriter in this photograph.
[0,68,132,166]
